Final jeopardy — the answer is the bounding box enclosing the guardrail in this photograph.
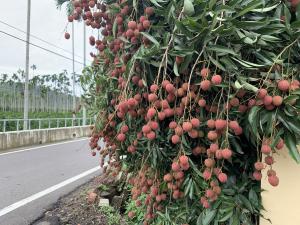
[0,117,94,132]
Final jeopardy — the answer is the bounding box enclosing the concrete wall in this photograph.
[261,148,300,225]
[0,126,92,150]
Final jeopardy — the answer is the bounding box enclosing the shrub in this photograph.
[66,0,300,224]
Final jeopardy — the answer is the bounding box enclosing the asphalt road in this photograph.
[0,138,101,225]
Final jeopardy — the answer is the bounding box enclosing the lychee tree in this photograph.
[65,0,300,224]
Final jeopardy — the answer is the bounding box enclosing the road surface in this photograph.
[0,138,101,225]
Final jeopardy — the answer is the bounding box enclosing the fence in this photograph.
[0,117,94,132]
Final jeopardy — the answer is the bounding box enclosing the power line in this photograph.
[0,19,89,61]
[0,30,85,65]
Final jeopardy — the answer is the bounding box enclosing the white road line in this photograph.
[0,138,89,156]
[0,166,100,217]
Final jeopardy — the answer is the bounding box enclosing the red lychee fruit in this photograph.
[272,96,283,106]
[200,80,211,91]
[261,144,271,155]
[263,95,273,106]
[65,32,70,39]
[117,133,126,142]
[215,119,226,130]
[149,121,159,130]
[148,93,158,102]
[265,156,274,165]
[182,122,193,132]
[207,119,215,129]
[257,89,268,99]
[218,173,228,183]
[128,21,137,30]
[211,74,222,85]
[165,83,175,93]
[171,135,180,144]
[121,125,129,133]
[150,84,159,92]
[277,80,290,92]
[210,143,219,153]
[198,99,206,107]
[169,121,177,129]
[172,162,181,172]
[175,126,183,136]
[221,148,232,159]
[230,97,239,107]
[145,7,154,16]
[200,68,210,77]
[163,173,173,182]
[276,138,284,149]
[254,162,264,171]
[268,175,279,187]
[207,131,218,141]
[128,211,135,218]
[204,158,215,168]
[146,131,156,140]
[253,171,262,181]
[147,108,156,119]
[142,20,150,29]
[229,121,239,131]
[191,118,200,128]
[142,125,151,134]
[203,169,212,180]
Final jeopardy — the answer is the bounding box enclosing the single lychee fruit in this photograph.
[265,156,274,165]
[198,99,206,107]
[277,80,290,92]
[211,75,222,85]
[263,95,273,106]
[149,121,159,130]
[253,171,262,181]
[207,119,215,129]
[171,135,180,144]
[175,126,183,136]
[254,162,264,171]
[172,162,181,172]
[179,155,189,165]
[165,83,175,93]
[204,158,215,168]
[163,173,173,182]
[200,80,211,91]
[169,121,177,129]
[229,121,239,131]
[276,138,284,149]
[218,173,228,183]
[261,144,271,154]
[128,21,137,30]
[182,122,193,132]
[230,98,239,107]
[142,125,151,134]
[257,89,268,99]
[117,133,126,142]
[121,125,129,133]
[268,175,279,187]
[207,131,218,141]
[215,119,226,130]
[203,169,212,180]
[191,118,200,128]
[272,96,283,106]
[200,68,210,77]
[147,108,156,119]
[221,148,232,159]
[150,84,159,92]
[65,32,70,39]
[145,7,154,16]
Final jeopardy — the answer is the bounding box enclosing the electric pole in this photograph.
[82,23,87,126]
[72,22,76,115]
[24,0,31,130]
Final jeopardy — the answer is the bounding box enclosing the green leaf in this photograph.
[184,0,195,16]
[236,0,263,17]
[207,45,237,55]
[249,189,259,207]
[140,32,160,47]
[248,106,260,137]
[251,3,280,13]
[202,210,216,225]
[284,131,300,163]
[174,62,179,76]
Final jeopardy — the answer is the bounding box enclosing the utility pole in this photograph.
[24,0,31,130]
[72,22,76,115]
[82,23,87,126]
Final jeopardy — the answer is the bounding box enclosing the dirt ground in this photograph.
[31,175,127,225]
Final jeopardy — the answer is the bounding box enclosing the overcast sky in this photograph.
[0,0,96,86]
